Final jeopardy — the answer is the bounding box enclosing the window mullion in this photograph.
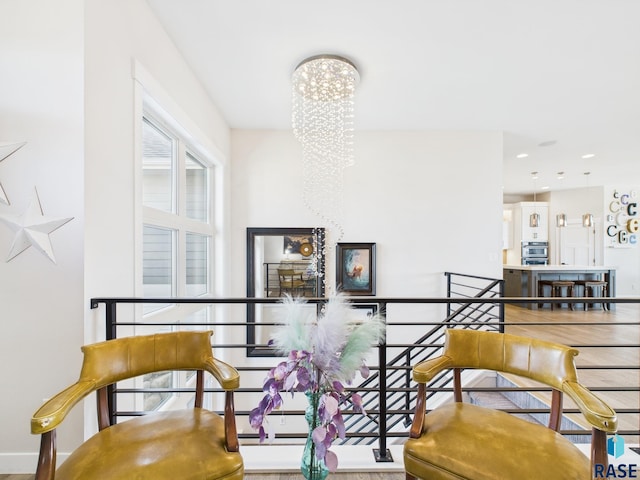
[176,141,187,297]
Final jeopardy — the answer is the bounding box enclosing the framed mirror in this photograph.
[246,227,325,356]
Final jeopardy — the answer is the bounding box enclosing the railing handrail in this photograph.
[90,274,640,462]
[92,296,640,306]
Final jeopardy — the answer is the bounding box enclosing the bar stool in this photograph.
[574,280,609,311]
[538,280,554,309]
[538,280,575,310]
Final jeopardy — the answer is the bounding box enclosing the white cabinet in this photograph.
[502,205,513,249]
[504,202,549,264]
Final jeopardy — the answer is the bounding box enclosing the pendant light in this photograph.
[556,172,567,227]
[529,171,539,227]
[582,172,593,227]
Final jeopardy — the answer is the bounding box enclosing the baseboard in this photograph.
[242,444,405,472]
[0,452,69,474]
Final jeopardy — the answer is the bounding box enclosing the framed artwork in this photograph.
[283,234,314,255]
[336,243,376,295]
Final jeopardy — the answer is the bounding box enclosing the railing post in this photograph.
[373,301,393,462]
[498,279,505,333]
[105,300,117,340]
[404,350,412,427]
[104,301,117,425]
[444,272,452,317]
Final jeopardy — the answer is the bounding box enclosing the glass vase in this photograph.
[301,391,329,480]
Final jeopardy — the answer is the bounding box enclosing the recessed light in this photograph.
[557,171,565,179]
[538,140,557,147]
[541,186,550,190]
[516,153,528,158]
[582,153,595,159]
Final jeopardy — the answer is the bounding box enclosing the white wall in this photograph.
[230,130,504,297]
[229,130,504,324]
[0,0,85,471]
[0,0,230,473]
[602,185,640,296]
[84,0,230,317]
[84,0,231,428]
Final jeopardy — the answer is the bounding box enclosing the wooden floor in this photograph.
[502,301,639,439]
[0,475,403,480]
[4,302,637,478]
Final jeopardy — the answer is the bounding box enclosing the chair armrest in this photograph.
[31,381,96,434]
[563,381,617,433]
[205,358,240,452]
[413,355,453,384]
[205,358,240,390]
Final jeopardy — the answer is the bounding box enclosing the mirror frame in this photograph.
[246,227,325,356]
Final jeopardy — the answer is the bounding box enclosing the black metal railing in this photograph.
[90,272,640,463]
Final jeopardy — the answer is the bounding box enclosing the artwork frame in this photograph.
[336,243,376,295]
[283,234,314,255]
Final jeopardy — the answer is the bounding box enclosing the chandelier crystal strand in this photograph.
[292,55,359,285]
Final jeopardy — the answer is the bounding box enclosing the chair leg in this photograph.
[538,282,554,309]
[592,428,608,475]
[406,473,418,480]
[569,286,574,311]
[35,430,56,480]
[538,283,544,309]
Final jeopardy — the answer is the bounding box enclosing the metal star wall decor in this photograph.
[0,187,73,263]
[0,142,26,205]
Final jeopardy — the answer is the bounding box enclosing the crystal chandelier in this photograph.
[292,55,360,242]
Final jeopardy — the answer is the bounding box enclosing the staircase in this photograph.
[468,372,589,444]
[339,273,505,446]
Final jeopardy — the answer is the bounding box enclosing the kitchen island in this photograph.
[503,265,616,310]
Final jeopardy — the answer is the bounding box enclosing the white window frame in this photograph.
[140,105,216,306]
[132,63,225,413]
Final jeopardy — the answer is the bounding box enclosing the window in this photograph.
[141,113,215,300]
[142,118,175,213]
[142,225,175,299]
[137,107,217,411]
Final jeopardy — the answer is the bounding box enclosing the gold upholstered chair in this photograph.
[404,329,617,480]
[31,331,243,480]
[278,268,306,296]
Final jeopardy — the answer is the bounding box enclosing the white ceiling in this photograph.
[146,0,640,196]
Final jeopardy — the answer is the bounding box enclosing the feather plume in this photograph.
[270,295,314,354]
[338,309,385,380]
[270,294,385,381]
[312,295,351,373]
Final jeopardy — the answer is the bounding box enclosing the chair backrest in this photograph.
[79,331,214,389]
[443,329,579,389]
[278,268,302,283]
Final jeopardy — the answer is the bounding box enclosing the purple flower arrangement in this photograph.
[249,294,385,472]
